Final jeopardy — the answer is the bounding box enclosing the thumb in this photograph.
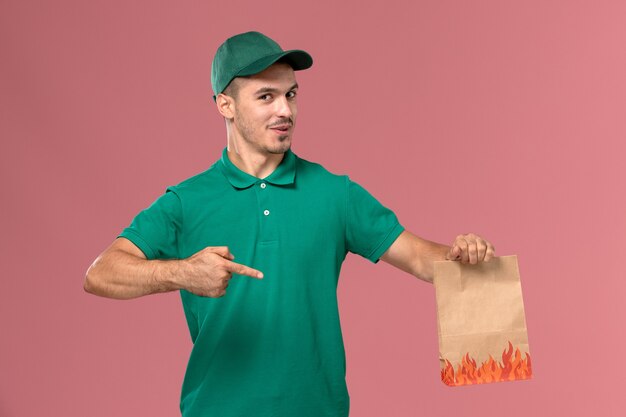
[205,246,235,260]
[446,246,460,261]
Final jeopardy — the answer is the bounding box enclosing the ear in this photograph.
[216,93,235,119]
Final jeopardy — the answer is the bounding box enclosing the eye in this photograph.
[286,90,297,99]
[259,94,272,101]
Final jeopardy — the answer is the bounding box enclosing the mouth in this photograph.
[269,124,291,135]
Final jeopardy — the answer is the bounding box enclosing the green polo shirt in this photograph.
[118,147,405,417]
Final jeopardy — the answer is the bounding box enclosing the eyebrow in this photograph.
[253,83,299,95]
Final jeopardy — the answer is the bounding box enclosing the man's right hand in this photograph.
[84,238,264,300]
[181,246,264,298]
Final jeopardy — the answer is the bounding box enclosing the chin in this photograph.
[270,145,290,154]
[266,138,291,153]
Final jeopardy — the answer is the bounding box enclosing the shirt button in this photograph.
[263,209,270,216]
[260,183,267,189]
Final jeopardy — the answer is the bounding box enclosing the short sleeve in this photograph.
[117,186,182,260]
[345,177,405,263]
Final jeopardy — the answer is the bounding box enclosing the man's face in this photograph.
[226,63,298,155]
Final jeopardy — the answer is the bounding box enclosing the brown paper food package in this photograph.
[433,255,532,387]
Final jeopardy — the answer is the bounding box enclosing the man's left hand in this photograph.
[445,233,495,264]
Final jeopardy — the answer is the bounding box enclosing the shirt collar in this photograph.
[219,146,297,189]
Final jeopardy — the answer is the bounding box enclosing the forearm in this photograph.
[84,249,185,300]
[382,230,496,284]
[380,230,451,284]
[413,239,451,284]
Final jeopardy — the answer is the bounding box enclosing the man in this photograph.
[84,31,495,417]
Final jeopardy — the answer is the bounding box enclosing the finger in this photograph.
[467,240,478,264]
[453,234,467,262]
[223,260,264,279]
[211,289,226,298]
[484,244,496,262]
[476,239,487,262]
[457,239,469,263]
[224,270,233,280]
[450,246,461,262]
[205,246,234,260]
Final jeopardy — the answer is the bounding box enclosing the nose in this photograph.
[274,95,293,119]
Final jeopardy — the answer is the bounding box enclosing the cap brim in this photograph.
[236,49,313,77]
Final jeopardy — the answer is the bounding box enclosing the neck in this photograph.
[226,137,286,180]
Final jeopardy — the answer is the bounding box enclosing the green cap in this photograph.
[211,31,313,99]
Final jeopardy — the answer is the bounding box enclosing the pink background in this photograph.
[1,0,624,416]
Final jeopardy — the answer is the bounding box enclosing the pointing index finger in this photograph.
[224,259,264,279]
